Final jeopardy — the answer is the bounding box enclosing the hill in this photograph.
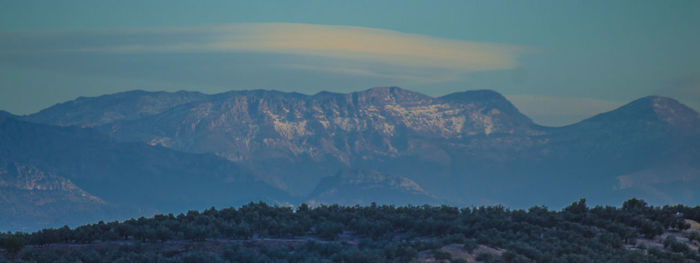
[0,115,289,231]
[1,199,699,262]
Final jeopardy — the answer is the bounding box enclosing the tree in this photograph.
[564,198,588,214]
[0,234,25,254]
[432,249,452,261]
[622,199,648,211]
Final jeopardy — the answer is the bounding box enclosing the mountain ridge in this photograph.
[4,87,700,230]
[21,87,699,129]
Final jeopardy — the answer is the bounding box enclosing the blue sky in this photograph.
[1,0,698,125]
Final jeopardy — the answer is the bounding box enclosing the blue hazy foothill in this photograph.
[1,87,698,231]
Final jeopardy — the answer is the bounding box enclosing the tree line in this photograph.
[1,198,699,262]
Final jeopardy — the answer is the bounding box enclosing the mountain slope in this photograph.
[72,87,541,194]
[306,169,438,205]
[23,90,207,127]
[542,96,700,203]
[0,115,290,230]
[0,160,110,231]
[19,87,700,208]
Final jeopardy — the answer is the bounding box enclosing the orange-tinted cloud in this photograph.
[44,23,523,74]
[211,23,522,71]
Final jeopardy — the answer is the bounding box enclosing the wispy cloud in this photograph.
[0,23,523,82]
[211,23,521,71]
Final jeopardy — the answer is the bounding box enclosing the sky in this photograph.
[1,0,699,126]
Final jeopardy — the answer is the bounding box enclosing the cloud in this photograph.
[277,61,463,85]
[211,24,521,71]
[0,23,523,80]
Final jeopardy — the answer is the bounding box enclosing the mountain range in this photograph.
[2,87,699,231]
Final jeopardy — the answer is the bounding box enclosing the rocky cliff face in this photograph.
[96,88,536,157]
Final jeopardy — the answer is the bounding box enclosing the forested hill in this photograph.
[2,199,700,262]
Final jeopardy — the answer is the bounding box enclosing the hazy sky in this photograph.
[1,0,698,126]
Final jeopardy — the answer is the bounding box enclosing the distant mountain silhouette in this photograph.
[0,115,289,231]
[306,168,438,205]
[6,87,699,230]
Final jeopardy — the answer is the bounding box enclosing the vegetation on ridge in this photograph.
[1,198,700,262]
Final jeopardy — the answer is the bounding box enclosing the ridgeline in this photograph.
[1,199,700,262]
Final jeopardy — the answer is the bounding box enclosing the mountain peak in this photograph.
[600,95,698,122]
[639,96,700,128]
[631,95,696,112]
[439,90,533,125]
[217,89,308,99]
[312,90,344,98]
[439,89,506,103]
[571,95,700,135]
[352,86,433,106]
[355,86,418,97]
[24,90,208,127]
[307,168,435,205]
[361,86,405,93]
